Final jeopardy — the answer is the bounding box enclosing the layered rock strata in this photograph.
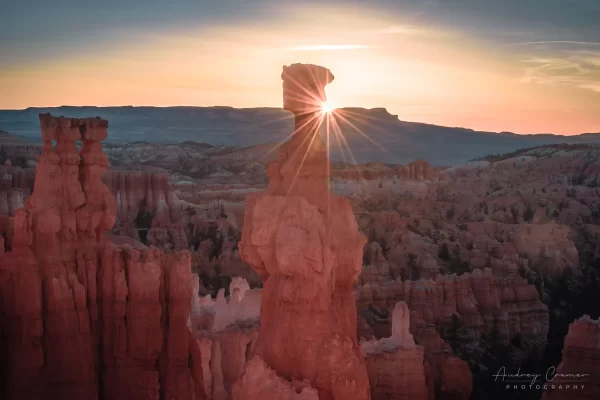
[356,268,545,398]
[235,64,371,399]
[357,269,548,347]
[0,114,206,400]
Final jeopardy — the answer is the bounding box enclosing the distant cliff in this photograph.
[1,106,599,165]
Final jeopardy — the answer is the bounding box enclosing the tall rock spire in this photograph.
[265,63,334,210]
[0,114,205,400]
[236,64,371,400]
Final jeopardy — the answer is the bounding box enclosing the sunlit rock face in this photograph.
[542,315,600,400]
[235,64,371,399]
[281,63,334,116]
[0,114,207,400]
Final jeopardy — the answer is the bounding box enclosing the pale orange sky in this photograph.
[1,4,599,134]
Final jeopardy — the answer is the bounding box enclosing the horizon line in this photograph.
[0,105,598,137]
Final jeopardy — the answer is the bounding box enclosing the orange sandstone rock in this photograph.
[236,64,371,400]
[361,302,429,400]
[0,114,206,400]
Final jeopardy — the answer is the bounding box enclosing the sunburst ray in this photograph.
[333,110,396,160]
[284,114,327,199]
[259,111,323,163]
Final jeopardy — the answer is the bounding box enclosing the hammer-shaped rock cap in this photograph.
[281,63,335,114]
[281,63,335,85]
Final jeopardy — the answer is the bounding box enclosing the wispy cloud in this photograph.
[517,41,600,93]
[512,41,600,47]
[376,24,446,38]
[379,25,426,35]
[520,53,600,92]
[282,44,375,51]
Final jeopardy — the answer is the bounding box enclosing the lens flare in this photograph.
[321,100,335,113]
[259,68,397,204]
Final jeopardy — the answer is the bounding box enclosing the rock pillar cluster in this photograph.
[0,114,206,400]
[102,171,187,249]
[236,64,371,399]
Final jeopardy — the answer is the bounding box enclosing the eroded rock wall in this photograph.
[356,268,546,398]
[0,114,206,400]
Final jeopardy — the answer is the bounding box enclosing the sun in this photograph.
[321,100,335,114]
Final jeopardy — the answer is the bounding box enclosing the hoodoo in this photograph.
[235,64,371,399]
[0,114,206,400]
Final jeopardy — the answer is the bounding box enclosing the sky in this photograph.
[1,0,600,134]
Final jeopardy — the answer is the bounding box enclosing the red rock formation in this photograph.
[397,160,436,181]
[0,114,206,400]
[542,315,600,400]
[356,268,545,399]
[232,358,319,400]
[440,357,473,400]
[0,165,34,216]
[102,170,186,249]
[236,64,371,399]
[361,242,391,284]
[190,219,261,289]
[466,220,578,277]
[187,276,262,400]
[194,324,258,400]
[361,302,429,400]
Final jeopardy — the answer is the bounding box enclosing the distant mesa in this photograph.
[2,106,599,165]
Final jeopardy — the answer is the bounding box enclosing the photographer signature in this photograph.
[493,366,589,385]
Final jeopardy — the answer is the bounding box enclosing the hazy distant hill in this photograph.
[1,106,599,165]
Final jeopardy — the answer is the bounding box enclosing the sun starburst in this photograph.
[261,65,396,213]
[321,100,335,114]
